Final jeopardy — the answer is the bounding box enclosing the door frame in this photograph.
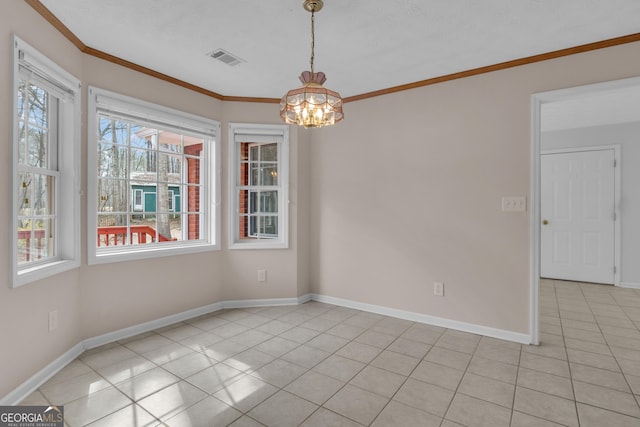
[540,146,621,285]
[530,76,640,345]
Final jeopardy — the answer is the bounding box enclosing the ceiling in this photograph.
[38,0,640,100]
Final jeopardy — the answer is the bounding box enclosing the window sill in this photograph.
[89,241,220,265]
[13,258,80,288]
[228,241,289,250]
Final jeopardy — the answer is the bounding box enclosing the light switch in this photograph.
[501,196,526,212]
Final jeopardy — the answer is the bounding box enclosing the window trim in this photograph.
[228,123,289,249]
[87,86,221,265]
[10,35,82,288]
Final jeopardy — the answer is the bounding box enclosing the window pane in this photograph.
[27,125,47,167]
[159,131,183,154]
[17,220,32,264]
[97,214,130,246]
[17,81,25,117]
[28,84,47,128]
[260,191,278,213]
[261,164,278,186]
[17,172,32,215]
[130,148,156,176]
[188,213,201,240]
[98,117,128,145]
[159,152,182,178]
[98,178,128,213]
[33,174,54,216]
[262,144,277,161]
[129,124,148,148]
[18,123,26,165]
[99,143,128,178]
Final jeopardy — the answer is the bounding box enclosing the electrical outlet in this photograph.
[48,310,58,332]
[257,269,267,282]
[434,282,444,297]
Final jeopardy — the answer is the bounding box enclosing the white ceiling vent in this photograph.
[208,49,244,66]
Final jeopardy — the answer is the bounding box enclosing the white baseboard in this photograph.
[0,343,84,406]
[619,282,640,289]
[3,292,531,404]
[310,293,532,345]
[84,302,223,350]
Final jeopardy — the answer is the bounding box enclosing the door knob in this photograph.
[542,219,549,225]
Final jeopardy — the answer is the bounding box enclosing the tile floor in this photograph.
[21,279,640,426]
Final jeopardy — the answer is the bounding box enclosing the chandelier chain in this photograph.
[310,10,315,74]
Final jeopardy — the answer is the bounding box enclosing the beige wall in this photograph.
[0,2,310,399]
[309,42,640,334]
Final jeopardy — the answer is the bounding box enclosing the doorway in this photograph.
[540,147,618,285]
[530,76,640,345]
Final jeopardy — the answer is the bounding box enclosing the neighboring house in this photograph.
[131,173,182,215]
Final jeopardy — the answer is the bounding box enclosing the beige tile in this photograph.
[306,333,349,353]
[184,363,244,394]
[251,358,307,388]
[115,367,179,401]
[326,323,366,340]
[577,403,640,427]
[124,333,174,354]
[573,380,640,418]
[281,344,331,369]
[253,336,300,357]
[228,415,266,427]
[211,322,250,339]
[517,367,574,399]
[401,324,444,345]
[178,331,223,352]
[235,314,272,329]
[519,352,570,378]
[94,355,157,384]
[20,390,49,406]
[350,365,406,398]
[300,407,363,427]
[40,371,111,405]
[157,323,203,341]
[355,330,397,348]
[161,352,216,379]
[570,363,630,392]
[474,340,521,365]
[81,345,139,369]
[458,372,515,408]
[562,327,606,344]
[85,404,158,427]
[564,337,613,356]
[285,370,345,405]
[64,386,132,427]
[467,356,518,384]
[386,337,431,359]
[445,393,511,427]
[410,360,464,390]
[336,341,382,364]
[137,381,206,421]
[566,348,620,371]
[213,375,278,412]
[142,342,193,365]
[203,339,248,361]
[228,330,273,347]
[424,346,471,371]
[371,317,413,336]
[248,391,318,427]
[313,354,365,382]
[165,396,242,427]
[610,345,640,361]
[394,378,453,417]
[300,317,340,332]
[522,340,567,360]
[42,359,93,386]
[277,326,320,344]
[510,411,565,426]
[371,400,441,427]
[369,350,419,376]
[435,329,481,354]
[255,319,294,335]
[186,314,229,331]
[514,386,578,427]
[325,384,388,425]
[344,312,384,329]
[223,348,276,373]
[617,357,640,376]
[626,373,640,395]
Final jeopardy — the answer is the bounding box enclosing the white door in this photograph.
[541,149,615,284]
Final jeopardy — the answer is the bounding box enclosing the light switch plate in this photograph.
[502,196,526,212]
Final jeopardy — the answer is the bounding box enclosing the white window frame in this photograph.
[228,123,289,249]
[87,87,221,264]
[10,35,81,288]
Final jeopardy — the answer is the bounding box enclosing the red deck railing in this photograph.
[17,229,46,262]
[97,225,176,246]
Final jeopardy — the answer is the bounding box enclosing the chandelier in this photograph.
[280,0,344,128]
